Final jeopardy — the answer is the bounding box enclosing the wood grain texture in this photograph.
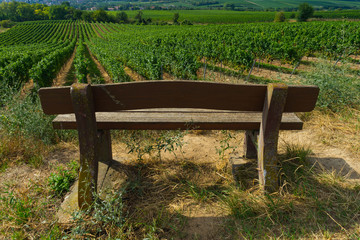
[38,81,319,115]
[52,110,303,130]
[257,83,288,193]
[70,83,98,210]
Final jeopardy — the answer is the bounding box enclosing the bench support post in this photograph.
[258,83,287,193]
[98,129,112,164]
[244,130,258,159]
[71,83,98,210]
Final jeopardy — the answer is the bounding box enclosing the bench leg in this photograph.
[258,83,287,193]
[244,130,258,159]
[71,83,99,210]
[98,130,112,164]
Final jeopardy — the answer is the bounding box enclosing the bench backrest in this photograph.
[38,81,319,115]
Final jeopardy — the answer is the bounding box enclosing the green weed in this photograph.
[0,189,34,226]
[48,160,79,196]
[0,88,56,144]
[67,188,127,238]
[182,181,219,202]
[119,130,186,161]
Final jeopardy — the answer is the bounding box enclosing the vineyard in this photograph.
[0,19,359,239]
[1,20,360,91]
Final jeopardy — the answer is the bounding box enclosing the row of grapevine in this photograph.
[89,21,360,79]
[74,41,89,83]
[87,38,131,82]
[0,21,86,89]
[31,40,76,88]
[1,20,360,89]
[0,41,72,88]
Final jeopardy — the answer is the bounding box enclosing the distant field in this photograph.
[315,9,360,19]
[233,0,360,9]
[109,9,360,24]
[103,0,360,10]
[111,10,295,23]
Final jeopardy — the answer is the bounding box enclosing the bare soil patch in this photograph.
[306,56,360,70]
[86,47,112,83]
[249,67,300,82]
[124,66,146,81]
[162,72,177,80]
[197,67,246,84]
[21,79,34,95]
[349,55,360,61]
[268,59,310,71]
[53,48,77,86]
[91,24,104,39]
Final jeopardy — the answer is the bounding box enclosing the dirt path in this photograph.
[20,79,34,96]
[207,60,301,83]
[91,24,104,39]
[86,46,112,83]
[197,67,246,84]
[53,48,77,86]
[305,56,360,70]
[124,66,146,81]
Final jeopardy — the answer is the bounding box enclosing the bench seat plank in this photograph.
[53,109,303,130]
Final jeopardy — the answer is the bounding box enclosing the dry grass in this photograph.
[305,108,360,154]
[0,120,359,239]
[0,132,49,170]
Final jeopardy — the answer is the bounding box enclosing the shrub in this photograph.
[274,12,286,22]
[301,61,360,112]
[0,20,15,28]
[0,89,57,144]
[297,3,314,22]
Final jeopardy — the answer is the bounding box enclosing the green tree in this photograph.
[173,13,179,24]
[72,9,82,20]
[134,11,143,23]
[297,3,314,22]
[49,5,68,20]
[16,4,36,21]
[274,12,286,22]
[223,3,235,10]
[115,11,128,23]
[81,11,92,22]
[91,9,109,22]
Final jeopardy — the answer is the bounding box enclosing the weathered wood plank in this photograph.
[258,83,288,193]
[39,81,319,115]
[52,110,303,130]
[70,83,99,210]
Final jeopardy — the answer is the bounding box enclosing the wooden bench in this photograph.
[38,80,319,209]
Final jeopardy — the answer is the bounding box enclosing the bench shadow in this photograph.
[98,155,360,239]
[309,157,360,179]
[98,157,233,239]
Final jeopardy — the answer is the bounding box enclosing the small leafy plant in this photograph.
[48,160,79,196]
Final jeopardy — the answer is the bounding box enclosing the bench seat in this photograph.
[53,109,303,130]
[39,81,319,209]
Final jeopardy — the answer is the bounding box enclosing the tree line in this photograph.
[0,1,129,23]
